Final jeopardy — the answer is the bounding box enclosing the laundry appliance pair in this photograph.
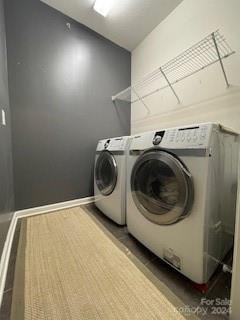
[94,123,239,284]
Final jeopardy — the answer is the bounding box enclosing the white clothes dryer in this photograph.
[94,136,130,225]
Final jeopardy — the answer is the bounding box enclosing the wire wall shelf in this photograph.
[112,30,235,108]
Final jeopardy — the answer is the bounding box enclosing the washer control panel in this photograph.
[97,136,129,151]
[153,124,213,148]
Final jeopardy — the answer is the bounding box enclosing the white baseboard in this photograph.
[15,196,95,219]
[0,196,95,308]
[0,212,18,308]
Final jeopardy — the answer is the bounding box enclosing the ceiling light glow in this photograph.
[93,0,113,17]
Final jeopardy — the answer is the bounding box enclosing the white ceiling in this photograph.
[40,0,182,51]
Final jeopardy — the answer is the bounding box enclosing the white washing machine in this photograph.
[94,136,130,225]
[126,123,239,284]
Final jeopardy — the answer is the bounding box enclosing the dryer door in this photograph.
[131,150,194,225]
[95,151,117,196]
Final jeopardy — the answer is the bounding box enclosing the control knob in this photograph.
[153,135,162,145]
[104,140,110,149]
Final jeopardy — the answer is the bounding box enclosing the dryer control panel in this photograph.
[153,123,214,149]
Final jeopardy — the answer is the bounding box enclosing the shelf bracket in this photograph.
[132,87,151,116]
[211,32,230,88]
[160,67,181,104]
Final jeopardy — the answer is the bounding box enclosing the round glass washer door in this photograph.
[131,150,194,225]
[95,150,118,196]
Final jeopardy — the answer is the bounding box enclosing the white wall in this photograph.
[231,152,240,319]
[131,0,240,134]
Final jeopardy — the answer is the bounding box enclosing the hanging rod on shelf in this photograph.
[112,30,235,106]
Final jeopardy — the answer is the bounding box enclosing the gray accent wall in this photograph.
[4,0,131,210]
[0,0,14,255]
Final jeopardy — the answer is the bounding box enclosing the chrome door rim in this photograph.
[95,150,118,196]
[131,149,194,225]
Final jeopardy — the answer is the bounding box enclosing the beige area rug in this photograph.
[11,206,197,320]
